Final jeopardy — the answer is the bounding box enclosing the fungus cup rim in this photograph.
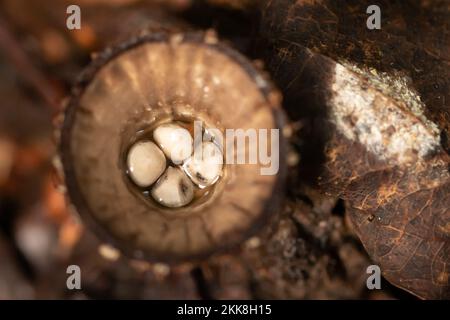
[59,30,287,264]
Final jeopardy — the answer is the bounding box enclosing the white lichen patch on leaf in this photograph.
[330,63,441,165]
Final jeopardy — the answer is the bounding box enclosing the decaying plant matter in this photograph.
[0,0,448,300]
[260,0,449,299]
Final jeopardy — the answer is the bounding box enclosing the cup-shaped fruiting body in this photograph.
[59,31,286,263]
[126,141,166,187]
